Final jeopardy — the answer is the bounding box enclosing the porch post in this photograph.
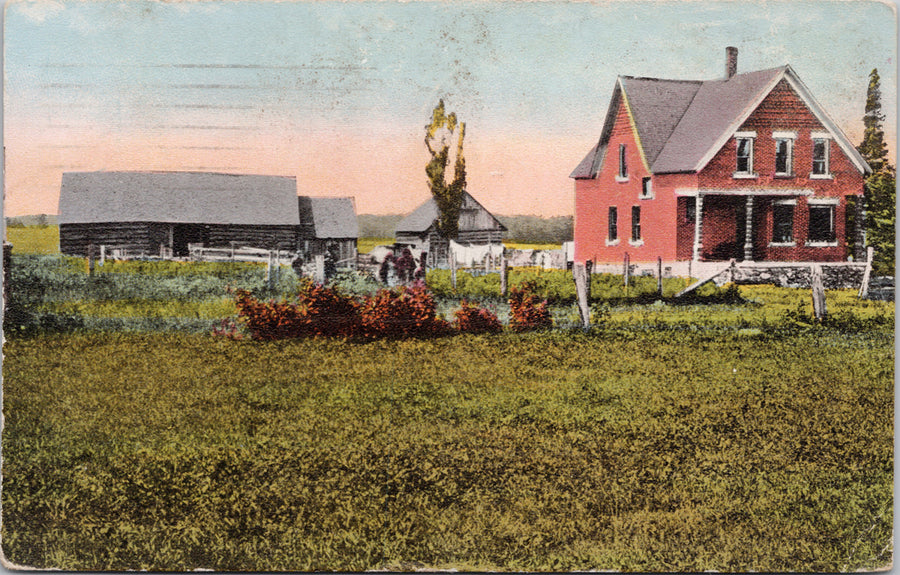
[743,195,755,262]
[692,194,704,261]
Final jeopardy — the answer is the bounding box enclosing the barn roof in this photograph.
[59,171,300,226]
[573,64,870,177]
[395,191,507,234]
[298,196,358,238]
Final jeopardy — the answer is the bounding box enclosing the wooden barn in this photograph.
[394,191,507,267]
[58,171,359,259]
[297,196,359,265]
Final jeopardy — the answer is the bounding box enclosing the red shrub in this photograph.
[296,280,360,338]
[454,300,502,334]
[358,283,451,340]
[508,281,553,332]
[233,288,309,341]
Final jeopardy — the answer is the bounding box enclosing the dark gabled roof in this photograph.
[572,64,870,178]
[59,171,299,226]
[620,76,702,168]
[651,67,785,173]
[395,191,507,234]
[298,196,358,239]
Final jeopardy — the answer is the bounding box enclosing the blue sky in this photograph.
[4,0,897,216]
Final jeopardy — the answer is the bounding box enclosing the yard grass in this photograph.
[357,237,393,254]
[6,225,59,254]
[2,329,893,572]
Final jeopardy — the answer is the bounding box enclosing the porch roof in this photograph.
[674,187,814,197]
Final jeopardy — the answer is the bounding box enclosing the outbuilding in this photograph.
[58,171,358,259]
[394,191,507,267]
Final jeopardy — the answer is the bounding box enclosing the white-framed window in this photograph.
[771,199,796,245]
[616,144,628,181]
[773,131,796,177]
[811,132,832,178]
[807,197,839,245]
[607,206,618,244]
[640,177,653,199]
[734,131,756,177]
[631,206,641,243]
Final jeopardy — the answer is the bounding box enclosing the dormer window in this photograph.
[811,132,833,178]
[617,144,628,181]
[773,131,796,177]
[734,131,756,178]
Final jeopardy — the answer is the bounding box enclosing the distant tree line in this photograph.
[6,215,57,228]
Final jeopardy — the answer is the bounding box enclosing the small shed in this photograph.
[395,191,507,267]
[297,196,359,265]
[59,171,300,256]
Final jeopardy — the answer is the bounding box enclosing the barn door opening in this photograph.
[172,225,207,257]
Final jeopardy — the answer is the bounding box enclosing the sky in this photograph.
[3,0,897,217]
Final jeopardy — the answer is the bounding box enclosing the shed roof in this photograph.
[395,191,507,234]
[298,196,358,238]
[59,171,299,226]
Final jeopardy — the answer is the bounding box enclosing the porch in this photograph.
[679,189,866,264]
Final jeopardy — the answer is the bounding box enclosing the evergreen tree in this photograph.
[857,69,896,275]
[858,69,889,172]
[425,100,466,239]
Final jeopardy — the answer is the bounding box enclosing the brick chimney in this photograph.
[726,46,738,79]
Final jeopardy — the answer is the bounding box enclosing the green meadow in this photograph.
[1,225,894,571]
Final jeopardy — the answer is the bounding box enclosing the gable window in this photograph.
[771,200,795,245]
[773,132,796,177]
[617,144,628,180]
[631,206,642,242]
[734,132,756,177]
[811,133,832,178]
[607,207,618,242]
[808,199,838,244]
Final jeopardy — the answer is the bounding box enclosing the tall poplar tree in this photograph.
[425,100,467,239]
[857,68,895,275]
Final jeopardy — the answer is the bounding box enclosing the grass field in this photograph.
[6,225,59,254]
[3,329,893,572]
[1,226,894,571]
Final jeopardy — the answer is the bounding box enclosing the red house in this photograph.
[571,48,871,272]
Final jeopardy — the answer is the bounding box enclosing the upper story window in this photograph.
[773,131,796,177]
[617,144,628,181]
[811,132,833,178]
[734,131,756,177]
[641,177,652,199]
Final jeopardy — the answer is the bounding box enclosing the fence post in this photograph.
[858,245,874,299]
[99,245,106,266]
[88,243,95,276]
[450,251,457,290]
[573,263,591,329]
[3,242,12,310]
[315,254,325,284]
[623,253,630,288]
[500,251,509,297]
[811,264,827,321]
[657,256,663,297]
[585,260,593,300]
